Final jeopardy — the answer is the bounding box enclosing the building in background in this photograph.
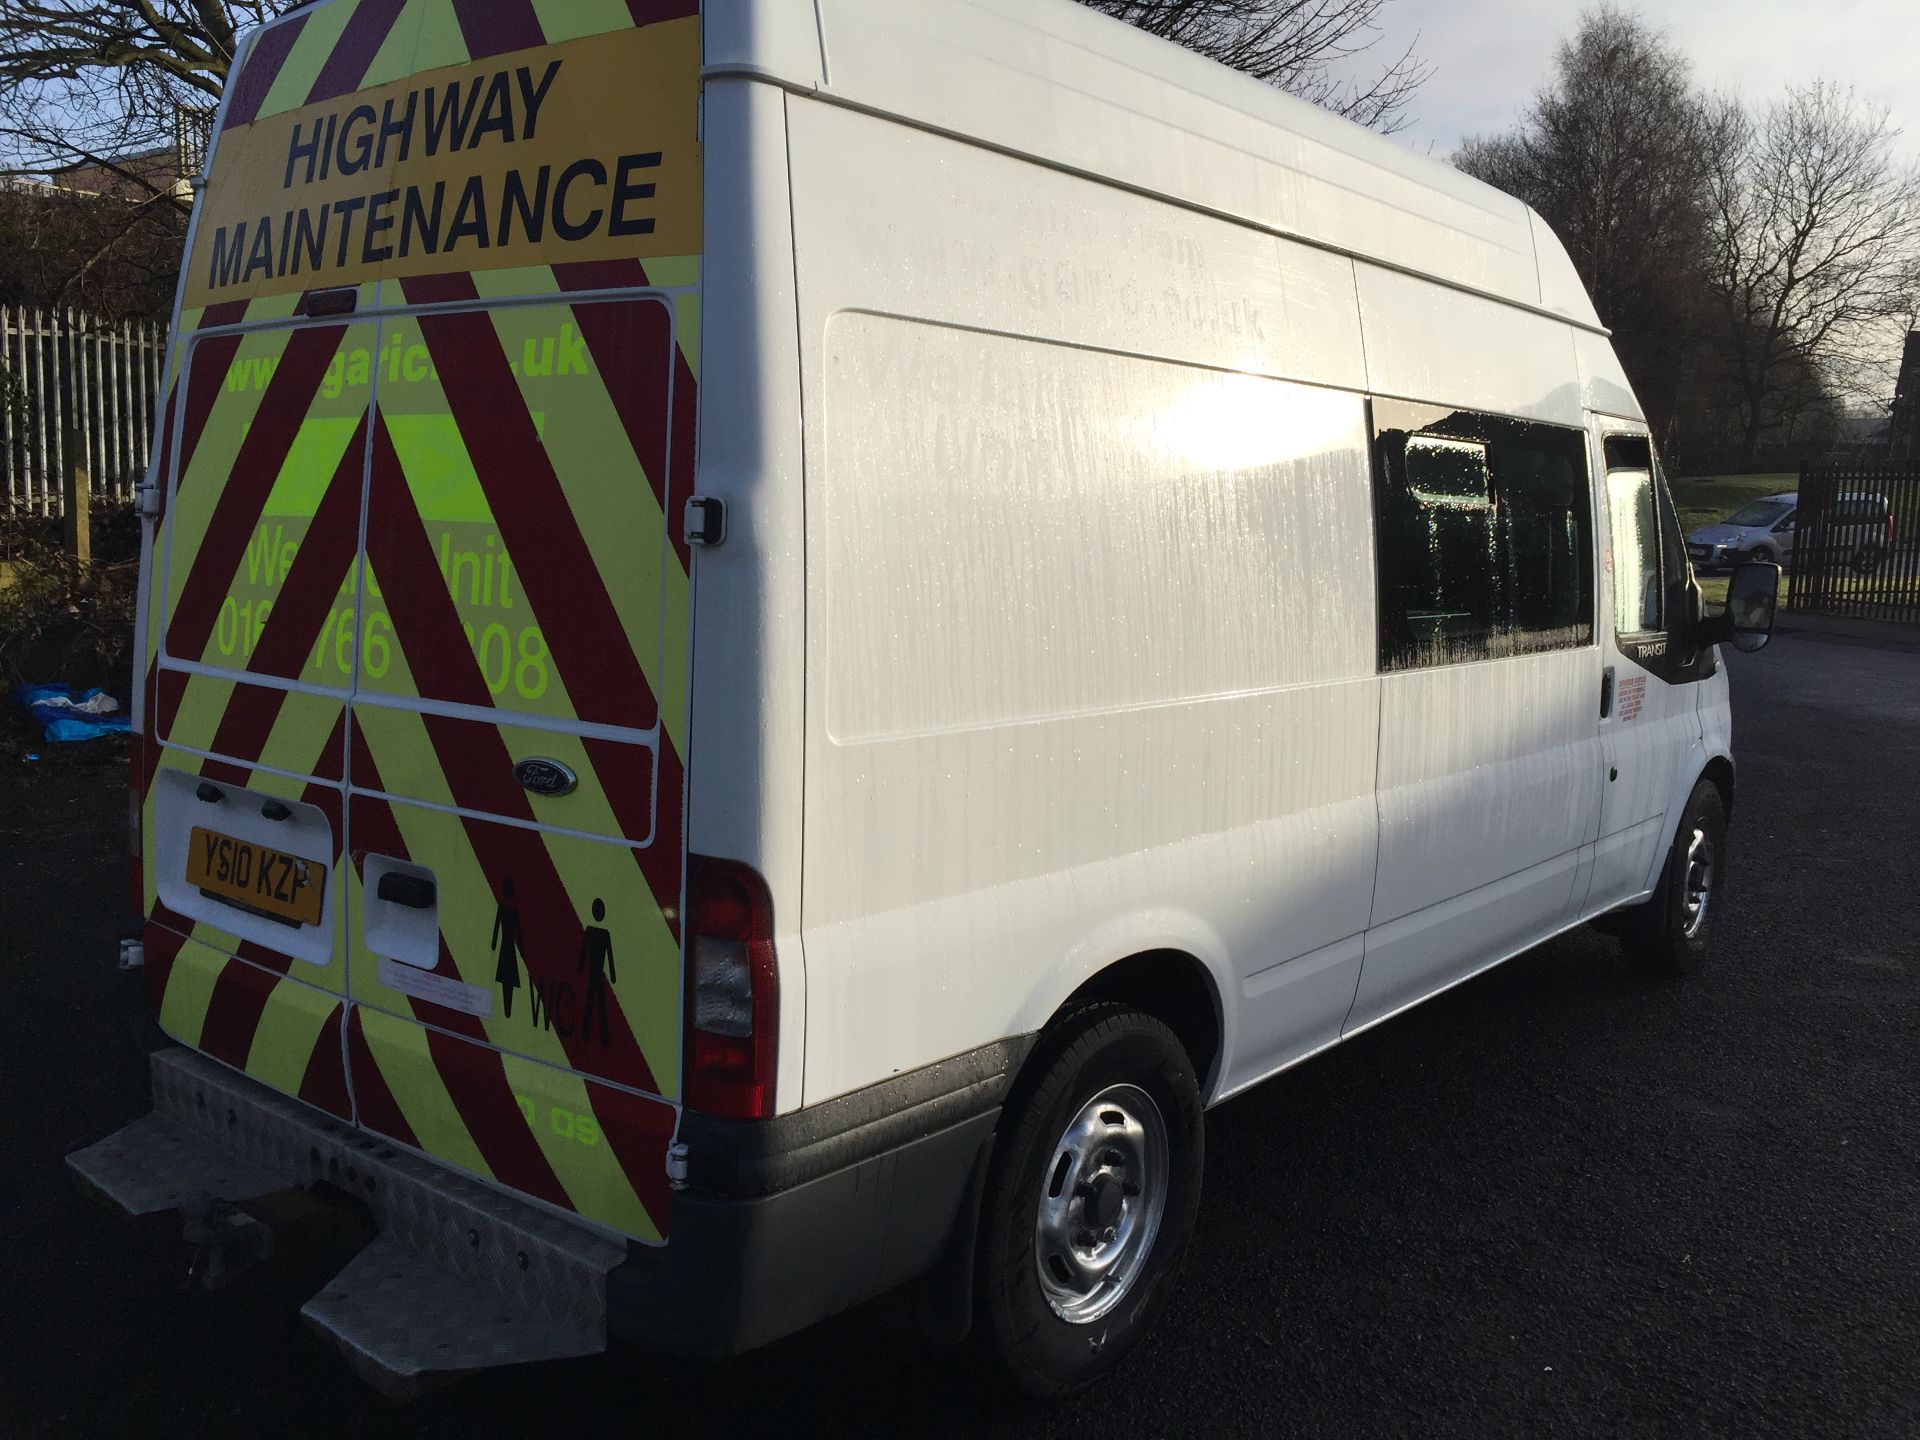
[1890,332,1920,467]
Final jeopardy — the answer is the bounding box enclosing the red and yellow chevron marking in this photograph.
[137,0,703,1243]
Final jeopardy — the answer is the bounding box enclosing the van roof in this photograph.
[709,0,1603,332]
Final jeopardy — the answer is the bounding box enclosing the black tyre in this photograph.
[975,1003,1203,1399]
[1748,545,1776,566]
[1849,543,1887,575]
[1620,780,1728,976]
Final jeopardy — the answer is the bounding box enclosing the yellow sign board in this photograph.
[187,19,701,309]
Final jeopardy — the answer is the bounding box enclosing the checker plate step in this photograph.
[66,1048,631,1399]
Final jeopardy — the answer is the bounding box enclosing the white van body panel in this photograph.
[786,100,1383,1105]
[691,77,813,1110]
[1354,264,1585,426]
[698,0,1728,1115]
[773,0,1583,322]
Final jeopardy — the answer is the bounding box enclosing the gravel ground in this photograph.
[2,633,1915,1439]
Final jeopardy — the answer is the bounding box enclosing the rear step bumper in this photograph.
[67,1048,627,1400]
[67,1039,1027,1391]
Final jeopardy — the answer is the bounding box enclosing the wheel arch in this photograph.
[1641,745,1736,895]
[1043,948,1227,1103]
[1700,752,1736,821]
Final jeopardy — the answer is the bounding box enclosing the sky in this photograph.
[1352,0,1920,162]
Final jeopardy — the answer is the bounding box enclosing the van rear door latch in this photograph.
[684,496,727,548]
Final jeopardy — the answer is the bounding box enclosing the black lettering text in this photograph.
[289,205,329,276]
[374,90,417,169]
[517,61,562,139]
[423,78,484,156]
[497,166,549,247]
[336,103,378,176]
[242,217,277,282]
[553,158,606,243]
[331,194,368,267]
[444,175,492,252]
[284,119,323,189]
[468,72,515,147]
[609,152,661,238]
[208,221,248,289]
[362,189,400,264]
[398,181,445,259]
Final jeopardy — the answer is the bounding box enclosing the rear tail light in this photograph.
[684,856,777,1121]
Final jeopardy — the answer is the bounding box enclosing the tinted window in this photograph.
[1835,496,1888,524]
[1373,402,1594,670]
[1725,500,1794,527]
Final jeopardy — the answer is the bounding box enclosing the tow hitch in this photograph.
[68,1048,629,1400]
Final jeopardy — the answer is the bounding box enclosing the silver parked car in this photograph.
[1687,491,1894,573]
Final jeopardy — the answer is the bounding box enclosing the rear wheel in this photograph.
[1849,542,1887,575]
[1620,780,1727,976]
[976,1003,1203,1399]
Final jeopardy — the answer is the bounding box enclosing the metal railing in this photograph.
[2,306,169,516]
[1786,459,1920,625]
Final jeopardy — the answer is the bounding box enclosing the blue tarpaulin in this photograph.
[12,684,132,742]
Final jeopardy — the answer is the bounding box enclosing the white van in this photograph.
[75,0,1777,1400]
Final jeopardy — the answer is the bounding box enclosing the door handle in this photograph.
[377,872,437,910]
[1600,666,1616,719]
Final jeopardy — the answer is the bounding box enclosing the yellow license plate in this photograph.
[186,827,326,928]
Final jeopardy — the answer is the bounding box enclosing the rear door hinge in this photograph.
[666,1140,690,1189]
[135,480,165,521]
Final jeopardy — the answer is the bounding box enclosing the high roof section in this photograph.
[707,0,1603,332]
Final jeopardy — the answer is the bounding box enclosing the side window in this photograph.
[1602,434,1694,645]
[1373,401,1594,671]
[1606,469,1664,636]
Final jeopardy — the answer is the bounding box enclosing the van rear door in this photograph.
[141,0,704,1241]
[144,309,378,1118]
[344,288,689,1243]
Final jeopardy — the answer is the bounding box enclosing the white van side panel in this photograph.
[787,98,1382,1105]
[688,79,813,1110]
[1346,263,1606,1028]
[1573,332,1644,424]
[1355,263,1585,427]
[788,0,1563,319]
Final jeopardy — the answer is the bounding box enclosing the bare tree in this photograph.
[1704,83,1920,463]
[0,2,300,312]
[1454,6,1729,458]
[1081,0,1429,133]
[0,2,295,210]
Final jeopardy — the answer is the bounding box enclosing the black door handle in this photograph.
[377,872,436,910]
[1600,666,1615,719]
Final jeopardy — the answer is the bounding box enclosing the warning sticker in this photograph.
[1618,675,1647,722]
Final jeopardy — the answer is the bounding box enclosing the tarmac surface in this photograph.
[3,631,1915,1438]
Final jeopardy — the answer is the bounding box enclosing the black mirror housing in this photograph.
[1699,560,1781,653]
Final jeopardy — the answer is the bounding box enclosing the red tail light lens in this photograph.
[684,856,777,1121]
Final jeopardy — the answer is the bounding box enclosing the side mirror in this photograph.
[1700,560,1780,653]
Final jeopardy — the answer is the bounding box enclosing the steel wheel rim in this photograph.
[1033,1083,1169,1325]
[1682,826,1715,939]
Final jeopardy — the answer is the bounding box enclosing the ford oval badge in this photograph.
[514,757,578,798]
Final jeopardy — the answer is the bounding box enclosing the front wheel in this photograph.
[1620,780,1728,976]
[975,1003,1204,1399]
